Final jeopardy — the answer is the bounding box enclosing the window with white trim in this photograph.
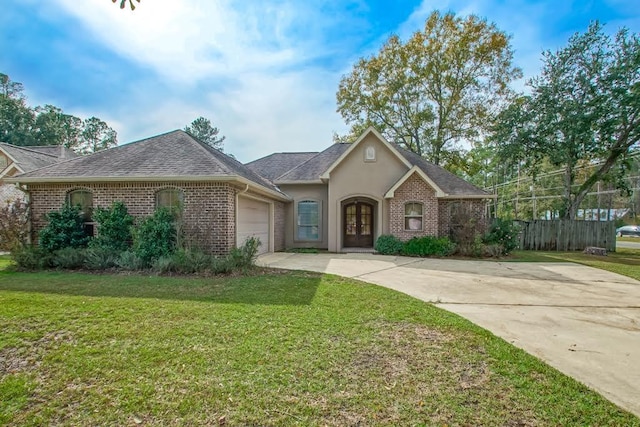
[297,200,320,241]
[404,202,423,231]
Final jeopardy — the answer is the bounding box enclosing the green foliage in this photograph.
[374,234,404,255]
[184,116,226,151]
[116,251,146,271]
[1,72,117,152]
[11,246,52,270]
[336,11,521,169]
[228,237,262,270]
[152,249,212,274]
[39,204,90,252]
[492,22,640,219]
[484,219,520,255]
[91,201,134,252]
[133,208,177,265]
[51,247,86,269]
[403,236,456,257]
[84,247,119,270]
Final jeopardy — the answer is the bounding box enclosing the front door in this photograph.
[343,202,374,247]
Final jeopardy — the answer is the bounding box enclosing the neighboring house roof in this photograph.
[245,152,318,181]
[0,143,76,174]
[8,130,289,201]
[259,127,490,198]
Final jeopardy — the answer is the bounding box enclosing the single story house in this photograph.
[0,143,77,203]
[6,127,492,254]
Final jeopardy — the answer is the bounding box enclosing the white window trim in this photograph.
[404,201,424,232]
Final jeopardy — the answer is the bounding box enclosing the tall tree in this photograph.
[336,11,521,168]
[80,117,118,153]
[184,116,226,151]
[33,105,83,149]
[0,73,35,146]
[492,22,640,219]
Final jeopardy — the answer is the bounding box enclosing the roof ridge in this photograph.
[274,149,327,181]
[0,143,61,159]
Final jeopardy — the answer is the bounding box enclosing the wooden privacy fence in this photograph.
[515,220,616,251]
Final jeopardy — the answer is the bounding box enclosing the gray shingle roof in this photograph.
[275,144,351,182]
[245,152,318,181]
[268,141,488,197]
[0,143,69,172]
[394,146,490,196]
[13,130,282,194]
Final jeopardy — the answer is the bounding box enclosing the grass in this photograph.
[510,247,640,281]
[1,264,638,425]
[617,236,640,242]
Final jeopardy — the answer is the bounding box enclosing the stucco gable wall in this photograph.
[389,173,439,240]
[26,181,237,255]
[327,133,409,251]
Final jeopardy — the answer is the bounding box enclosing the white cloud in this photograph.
[49,0,351,161]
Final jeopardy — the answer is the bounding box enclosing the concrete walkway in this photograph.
[258,252,640,417]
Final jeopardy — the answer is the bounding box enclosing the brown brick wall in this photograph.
[389,173,439,240]
[26,181,238,255]
[273,200,286,251]
[438,199,488,238]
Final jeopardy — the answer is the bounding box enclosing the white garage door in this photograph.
[237,197,270,255]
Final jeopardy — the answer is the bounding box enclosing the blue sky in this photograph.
[1,0,639,162]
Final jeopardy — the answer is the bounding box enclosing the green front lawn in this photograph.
[510,248,640,281]
[1,267,638,425]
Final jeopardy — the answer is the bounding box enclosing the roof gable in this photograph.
[245,152,318,181]
[319,127,412,180]
[385,166,446,198]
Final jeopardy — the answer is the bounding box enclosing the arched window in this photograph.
[67,189,94,235]
[404,202,423,231]
[296,200,320,241]
[155,188,184,214]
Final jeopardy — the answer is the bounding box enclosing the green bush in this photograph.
[84,247,119,270]
[210,256,236,275]
[116,250,146,270]
[51,247,86,269]
[484,219,520,255]
[403,236,456,257]
[133,208,177,265]
[11,246,52,270]
[375,234,404,255]
[91,201,134,252]
[39,204,90,252]
[152,249,213,274]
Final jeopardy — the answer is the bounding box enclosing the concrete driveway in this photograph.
[258,252,640,417]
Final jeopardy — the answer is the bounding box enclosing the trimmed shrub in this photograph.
[484,219,520,255]
[91,201,134,252]
[375,234,404,255]
[84,247,119,270]
[39,204,90,252]
[152,249,213,274]
[51,247,86,269]
[403,236,456,257]
[11,246,52,270]
[116,250,146,271]
[133,208,177,265]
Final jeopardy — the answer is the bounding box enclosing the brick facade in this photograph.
[26,181,238,255]
[389,173,439,241]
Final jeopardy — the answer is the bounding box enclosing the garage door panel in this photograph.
[237,197,270,254]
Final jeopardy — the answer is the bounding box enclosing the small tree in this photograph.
[39,204,90,252]
[0,197,29,251]
[184,116,226,151]
[91,201,134,252]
